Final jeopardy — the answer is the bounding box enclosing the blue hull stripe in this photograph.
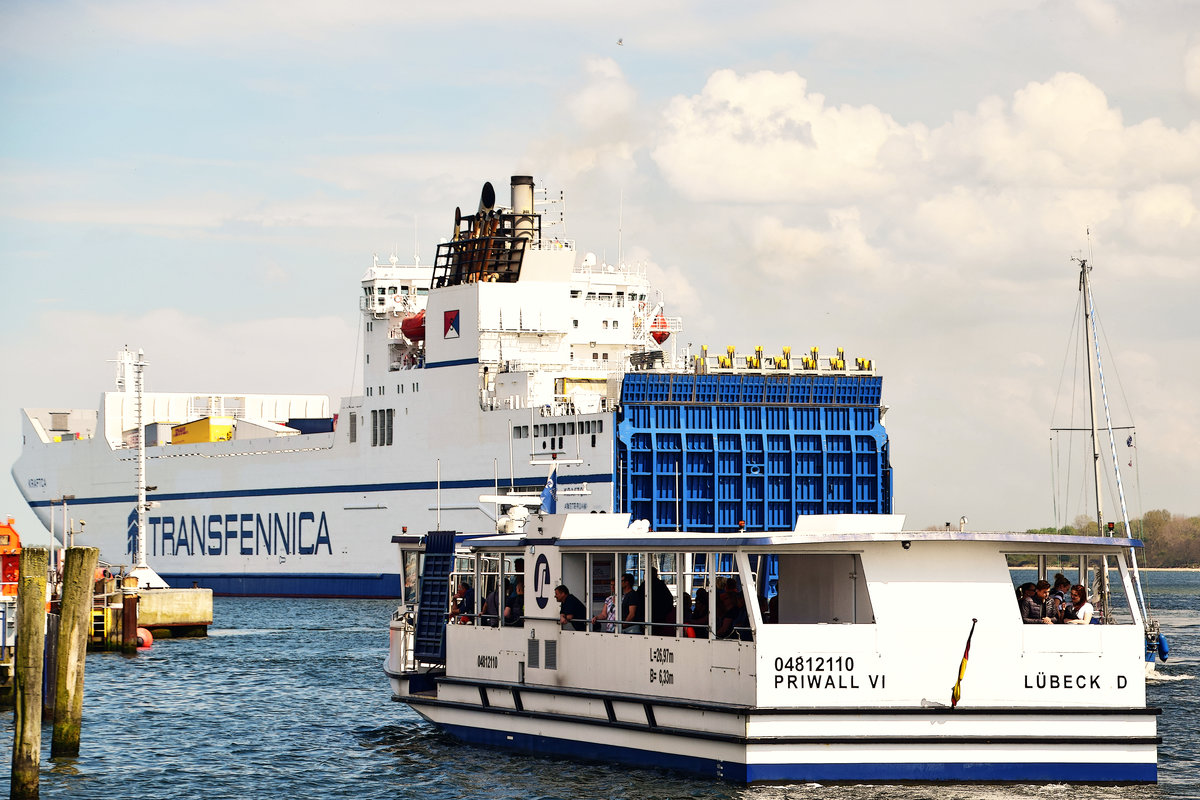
[28,473,613,508]
[159,572,402,598]
[435,722,1155,784]
[424,357,480,369]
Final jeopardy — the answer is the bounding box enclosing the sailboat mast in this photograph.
[1078,258,1105,534]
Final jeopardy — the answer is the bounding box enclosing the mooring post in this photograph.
[51,547,100,759]
[11,546,49,800]
[121,586,138,651]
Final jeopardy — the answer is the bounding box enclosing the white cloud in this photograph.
[1073,0,1123,36]
[1186,43,1200,100]
[653,70,924,205]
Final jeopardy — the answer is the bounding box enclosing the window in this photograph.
[349,412,357,443]
[756,553,874,624]
[371,410,379,446]
[602,353,609,361]
[573,320,579,328]
[593,353,599,361]
[386,409,394,446]
[613,321,619,329]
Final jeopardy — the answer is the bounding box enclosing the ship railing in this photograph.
[572,261,648,279]
[390,605,418,672]
[528,238,575,252]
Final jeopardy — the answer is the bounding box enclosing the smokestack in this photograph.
[511,175,534,240]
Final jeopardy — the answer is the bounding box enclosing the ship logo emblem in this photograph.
[533,553,551,609]
[443,309,460,339]
[126,507,139,555]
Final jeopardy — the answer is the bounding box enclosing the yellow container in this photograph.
[171,417,234,444]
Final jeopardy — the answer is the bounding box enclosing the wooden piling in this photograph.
[11,546,48,800]
[51,547,99,759]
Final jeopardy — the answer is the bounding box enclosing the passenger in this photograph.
[620,573,643,634]
[555,584,587,631]
[1064,585,1095,625]
[1049,574,1072,623]
[649,567,675,635]
[481,580,500,627]
[688,587,710,637]
[590,579,618,632]
[503,578,524,627]
[1021,580,1054,624]
[716,581,750,639]
[450,580,474,623]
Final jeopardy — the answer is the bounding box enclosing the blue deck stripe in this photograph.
[435,722,1155,783]
[28,473,613,508]
[159,572,403,598]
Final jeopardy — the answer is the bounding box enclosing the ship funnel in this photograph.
[511,175,535,240]
[478,181,496,216]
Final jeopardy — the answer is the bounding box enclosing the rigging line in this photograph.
[1131,431,1153,610]
[1049,435,1059,527]
[1085,277,1148,620]
[1095,309,1138,428]
[1050,291,1085,426]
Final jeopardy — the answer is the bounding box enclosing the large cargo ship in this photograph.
[11,175,892,597]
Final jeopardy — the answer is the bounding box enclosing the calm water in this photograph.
[2,572,1197,800]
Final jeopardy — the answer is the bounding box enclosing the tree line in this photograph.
[1025,510,1200,568]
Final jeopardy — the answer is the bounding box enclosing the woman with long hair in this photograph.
[1064,585,1094,625]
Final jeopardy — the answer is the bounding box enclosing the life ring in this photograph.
[391,294,404,305]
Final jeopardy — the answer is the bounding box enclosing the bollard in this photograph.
[11,546,49,800]
[51,547,100,758]
[121,592,138,651]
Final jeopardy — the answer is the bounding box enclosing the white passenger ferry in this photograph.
[12,176,893,596]
[385,512,1158,783]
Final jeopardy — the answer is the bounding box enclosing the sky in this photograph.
[2,1,1197,545]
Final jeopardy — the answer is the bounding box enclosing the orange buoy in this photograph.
[136,627,153,648]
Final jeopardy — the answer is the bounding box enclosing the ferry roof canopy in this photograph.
[463,513,1143,552]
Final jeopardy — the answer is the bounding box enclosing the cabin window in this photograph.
[386,409,394,446]
[572,320,579,328]
[388,286,397,294]
[401,549,421,605]
[370,410,379,446]
[612,320,619,329]
[592,353,598,361]
[753,553,874,624]
[349,412,357,443]
[1005,553,1136,625]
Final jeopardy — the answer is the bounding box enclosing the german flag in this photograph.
[951,618,978,708]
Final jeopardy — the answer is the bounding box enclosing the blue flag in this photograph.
[540,465,557,513]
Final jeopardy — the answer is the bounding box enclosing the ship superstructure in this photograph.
[12,176,892,596]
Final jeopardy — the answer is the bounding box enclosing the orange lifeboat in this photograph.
[400,309,426,342]
[651,312,670,345]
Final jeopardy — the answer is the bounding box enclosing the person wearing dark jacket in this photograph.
[1021,580,1054,624]
[556,584,587,631]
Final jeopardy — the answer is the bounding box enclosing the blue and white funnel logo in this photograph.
[533,553,551,609]
[126,507,139,555]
